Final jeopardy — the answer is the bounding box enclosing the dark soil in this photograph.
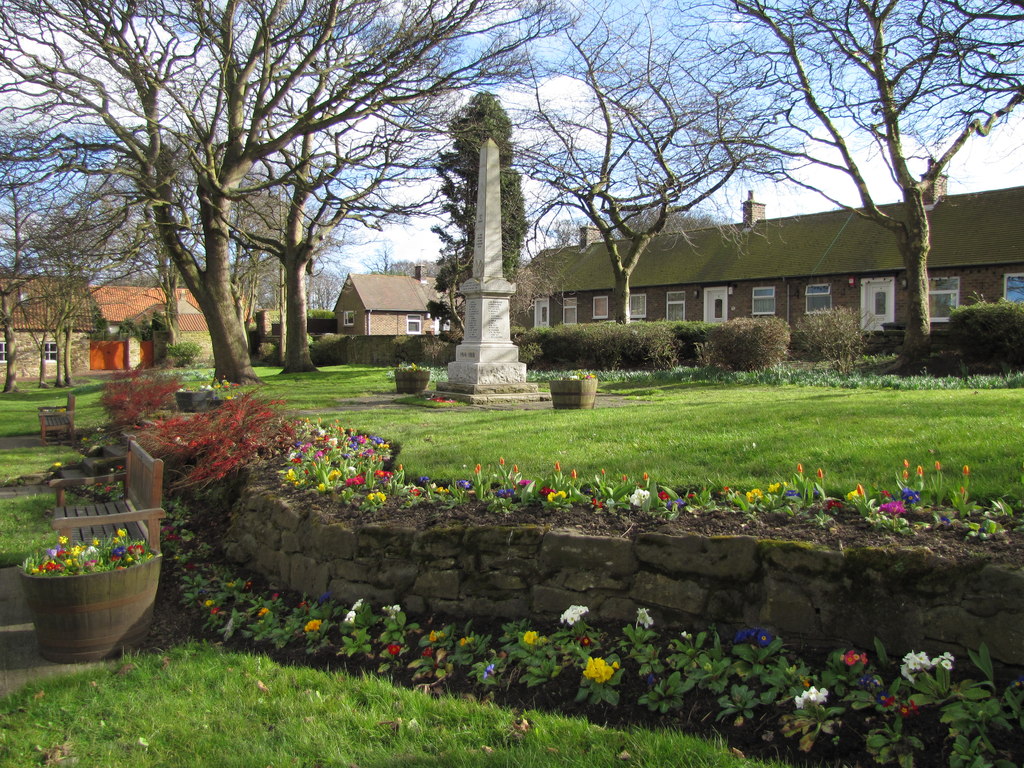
[137,474,1024,768]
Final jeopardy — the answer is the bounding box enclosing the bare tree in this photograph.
[307,266,348,312]
[0,0,565,382]
[521,4,778,323]
[724,0,1024,366]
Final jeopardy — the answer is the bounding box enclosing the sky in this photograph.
[336,109,1024,276]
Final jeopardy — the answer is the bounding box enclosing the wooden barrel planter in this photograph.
[175,390,217,412]
[18,556,162,663]
[395,370,431,394]
[549,379,598,410]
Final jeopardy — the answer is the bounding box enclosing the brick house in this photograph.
[91,285,214,363]
[531,184,1024,331]
[0,286,92,378]
[334,272,439,336]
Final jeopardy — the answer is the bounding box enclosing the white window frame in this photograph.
[751,286,776,316]
[928,276,960,322]
[534,298,549,328]
[342,310,355,326]
[406,314,422,334]
[1005,273,1024,303]
[562,296,578,325]
[0,341,5,362]
[629,293,647,319]
[805,284,832,313]
[665,291,686,321]
[592,295,609,320]
[43,341,57,362]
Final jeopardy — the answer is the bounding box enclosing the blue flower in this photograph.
[901,488,921,504]
[1012,676,1024,690]
[858,674,881,690]
[496,488,515,499]
[111,546,127,558]
[418,476,431,485]
[785,490,801,498]
[483,663,495,680]
[317,591,332,605]
[756,630,774,648]
[456,480,473,490]
[733,628,755,644]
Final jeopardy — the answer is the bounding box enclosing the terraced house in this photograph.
[531,184,1024,332]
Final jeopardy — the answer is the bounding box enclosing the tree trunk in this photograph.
[282,253,316,373]
[52,326,65,388]
[165,195,261,385]
[896,201,933,368]
[62,325,74,386]
[611,262,632,324]
[2,301,17,393]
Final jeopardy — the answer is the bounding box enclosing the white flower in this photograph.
[343,599,363,624]
[936,652,955,671]
[559,605,589,626]
[794,686,829,709]
[629,488,650,507]
[680,631,693,641]
[636,607,654,629]
[900,650,935,681]
[383,604,402,619]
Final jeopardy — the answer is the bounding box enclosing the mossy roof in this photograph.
[542,185,1024,291]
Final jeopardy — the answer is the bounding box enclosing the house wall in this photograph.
[1,332,90,380]
[540,262,1024,329]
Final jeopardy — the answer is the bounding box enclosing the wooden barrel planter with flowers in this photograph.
[19,556,162,663]
[549,378,598,410]
[395,369,431,394]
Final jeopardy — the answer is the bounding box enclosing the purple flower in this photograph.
[900,488,921,504]
[456,480,473,490]
[496,488,514,499]
[418,476,431,485]
[880,500,906,516]
[483,664,495,680]
[518,479,531,487]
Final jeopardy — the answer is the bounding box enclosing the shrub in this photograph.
[256,342,279,364]
[308,309,335,319]
[668,322,715,362]
[310,334,348,366]
[699,317,790,371]
[166,341,203,367]
[520,322,678,369]
[135,392,294,487]
[949,300,1024,368]
[791,308,866,374]
[100,369,181,428]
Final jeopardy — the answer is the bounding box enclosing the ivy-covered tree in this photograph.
[432,92,527,331]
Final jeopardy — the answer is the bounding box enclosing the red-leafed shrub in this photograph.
[135,392,294,487]
[101,369,181,428]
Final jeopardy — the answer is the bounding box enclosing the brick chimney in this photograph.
[414,264,423,282]
[922,162,948,207]
[742,190,766,228]
[579,226,602,249]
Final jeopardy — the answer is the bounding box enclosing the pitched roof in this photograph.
[544,185,1024,291]
[345,274,436,312]
[91,285,208,331]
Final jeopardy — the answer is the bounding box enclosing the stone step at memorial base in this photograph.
[432,382,550,405]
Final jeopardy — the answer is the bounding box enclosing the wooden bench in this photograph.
[39,393,75,445]
[50,439,166,553]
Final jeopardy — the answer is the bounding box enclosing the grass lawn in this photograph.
[255,365,1024,500]
[0,644,783,768]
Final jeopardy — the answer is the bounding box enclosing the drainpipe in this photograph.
[784,277,790,326]
[365,310,371,335]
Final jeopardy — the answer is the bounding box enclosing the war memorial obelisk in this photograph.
[435,139,545,404]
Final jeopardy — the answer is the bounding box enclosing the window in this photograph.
[805,284,832,313]
[43,341,57,362]
[534,298,549,328]
[1006,274,1024,303]
[407,315,422,334]
[343,310,354,326]
[752,286,776,315]
[629,293,647,319]
[929,276,959,321]
[593,296,609,319]
[0,341,5,362]
[562,297,577,325]
[666,291,686,321]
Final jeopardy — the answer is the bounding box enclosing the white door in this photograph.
[860,277,895,330]
[534,298,549,328]
[703,287,729,323]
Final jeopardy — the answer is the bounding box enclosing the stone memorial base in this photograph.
[434,379,548,406]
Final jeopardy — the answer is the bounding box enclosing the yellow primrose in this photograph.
[768,482,782,493]
[522,630,540,646]
[746,489,763,503]
[547,490,567,502]
[846,488,864,500]
[257,607,270,618]
[583,656,619,684]
[304,619,322,633]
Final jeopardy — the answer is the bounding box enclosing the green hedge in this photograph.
[949,300,1024,367]
[519,321,712,370]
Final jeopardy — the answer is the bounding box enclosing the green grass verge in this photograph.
[0,644,783,768]
[0,495,56,567]
[265,368,1024,499]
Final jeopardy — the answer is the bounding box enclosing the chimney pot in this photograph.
[742,191,766,228]
[579,226,602,249]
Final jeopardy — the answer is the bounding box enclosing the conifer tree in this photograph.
[431,92,526,330]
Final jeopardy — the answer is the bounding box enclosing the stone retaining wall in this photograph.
[225,484,1024,667]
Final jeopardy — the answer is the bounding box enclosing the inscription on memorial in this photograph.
[465,302,481,340]
[484,299,505,339]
